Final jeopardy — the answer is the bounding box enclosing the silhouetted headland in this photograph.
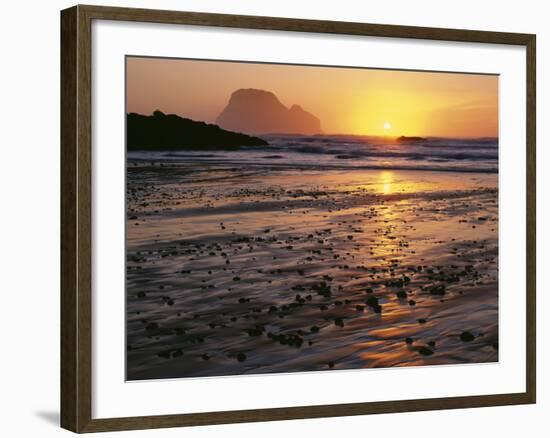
[216,88,322,135]
[127,111,268,151]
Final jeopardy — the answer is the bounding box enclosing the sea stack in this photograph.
[216,88,322,135]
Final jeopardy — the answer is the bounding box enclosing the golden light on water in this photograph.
[380,171,394,194]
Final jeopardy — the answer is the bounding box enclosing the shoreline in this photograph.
[128,156,499,174]
[126,165,498,380]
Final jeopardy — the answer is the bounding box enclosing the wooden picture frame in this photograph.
[61,4,536,433]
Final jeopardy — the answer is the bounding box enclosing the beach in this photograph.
[126,135,498,380]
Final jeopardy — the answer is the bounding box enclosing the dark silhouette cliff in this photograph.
[127,111,268,150]
[216,89,322,135]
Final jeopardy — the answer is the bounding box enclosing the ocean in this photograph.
[127,134,498,174]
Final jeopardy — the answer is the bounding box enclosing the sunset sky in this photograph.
[126,56,498,138]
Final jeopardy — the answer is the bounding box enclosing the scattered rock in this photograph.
[157,349,172,359]
[416,346,434,356]
[365,295,382,313]
[429,285,446,296]
[312,282,331,297]
[396,290,408,299]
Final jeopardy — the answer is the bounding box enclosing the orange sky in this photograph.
[126,56,498,138]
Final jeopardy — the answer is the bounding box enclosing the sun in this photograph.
[383,122,392,131]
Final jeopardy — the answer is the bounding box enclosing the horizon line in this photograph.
[127,111,498,140]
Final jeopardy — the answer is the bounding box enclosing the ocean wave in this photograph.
[128,134,498,174]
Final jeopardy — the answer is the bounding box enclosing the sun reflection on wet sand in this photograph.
[380,170,394,194]
[126,166,498,380]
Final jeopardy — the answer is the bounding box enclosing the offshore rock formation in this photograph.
[216,88,322,135]
[396,136,427,142]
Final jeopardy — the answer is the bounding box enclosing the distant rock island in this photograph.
[396,136,427,142]
[127,111,268,151]
[216,88,322,135]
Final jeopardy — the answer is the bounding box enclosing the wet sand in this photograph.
[126,163,498,380]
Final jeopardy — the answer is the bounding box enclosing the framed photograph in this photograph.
[60,4,536,433]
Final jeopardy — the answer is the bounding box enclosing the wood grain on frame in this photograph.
[60,4,536,433]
